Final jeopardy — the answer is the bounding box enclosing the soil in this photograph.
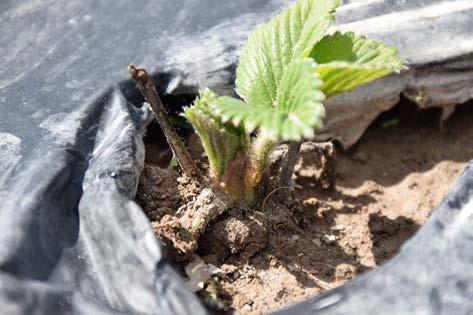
[136,103,473,315]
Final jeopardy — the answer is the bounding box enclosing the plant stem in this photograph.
[250,133,276,175]
[128,65,201,179]
[279,141,301,187]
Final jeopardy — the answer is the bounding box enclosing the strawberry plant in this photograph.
[131,0,405,252]
[183,0,405,203]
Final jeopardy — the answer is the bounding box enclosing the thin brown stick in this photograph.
[279,141,302,187]
[128,65,201,179]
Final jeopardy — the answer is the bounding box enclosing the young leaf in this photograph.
[310,31,406,97]
[213,59,325,141]
[182,90,249,180]
[235,0,340,109]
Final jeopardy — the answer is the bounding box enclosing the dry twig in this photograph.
[279,141,302,187]
[128,65,201,179]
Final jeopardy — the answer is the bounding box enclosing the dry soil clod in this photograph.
[155,187,235,254]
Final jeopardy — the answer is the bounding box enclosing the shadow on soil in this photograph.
[368,213,420,265]
[337,99,473,189]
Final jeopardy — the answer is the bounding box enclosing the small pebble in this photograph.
[233,271,240,280]
[323,234,337,244]
[241,304,252,312]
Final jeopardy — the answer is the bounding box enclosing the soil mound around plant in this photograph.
[136,103,473,314]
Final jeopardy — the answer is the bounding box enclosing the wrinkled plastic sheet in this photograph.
[1,0,473,314]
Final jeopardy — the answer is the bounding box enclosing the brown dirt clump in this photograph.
[138,104,473,314]
[136,164,181,221]
[199,214,268,264]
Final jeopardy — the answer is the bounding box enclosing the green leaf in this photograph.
[213,59,325,141]
[310,31,406,97]
[235,0,340,109]
[182,90,249,180]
